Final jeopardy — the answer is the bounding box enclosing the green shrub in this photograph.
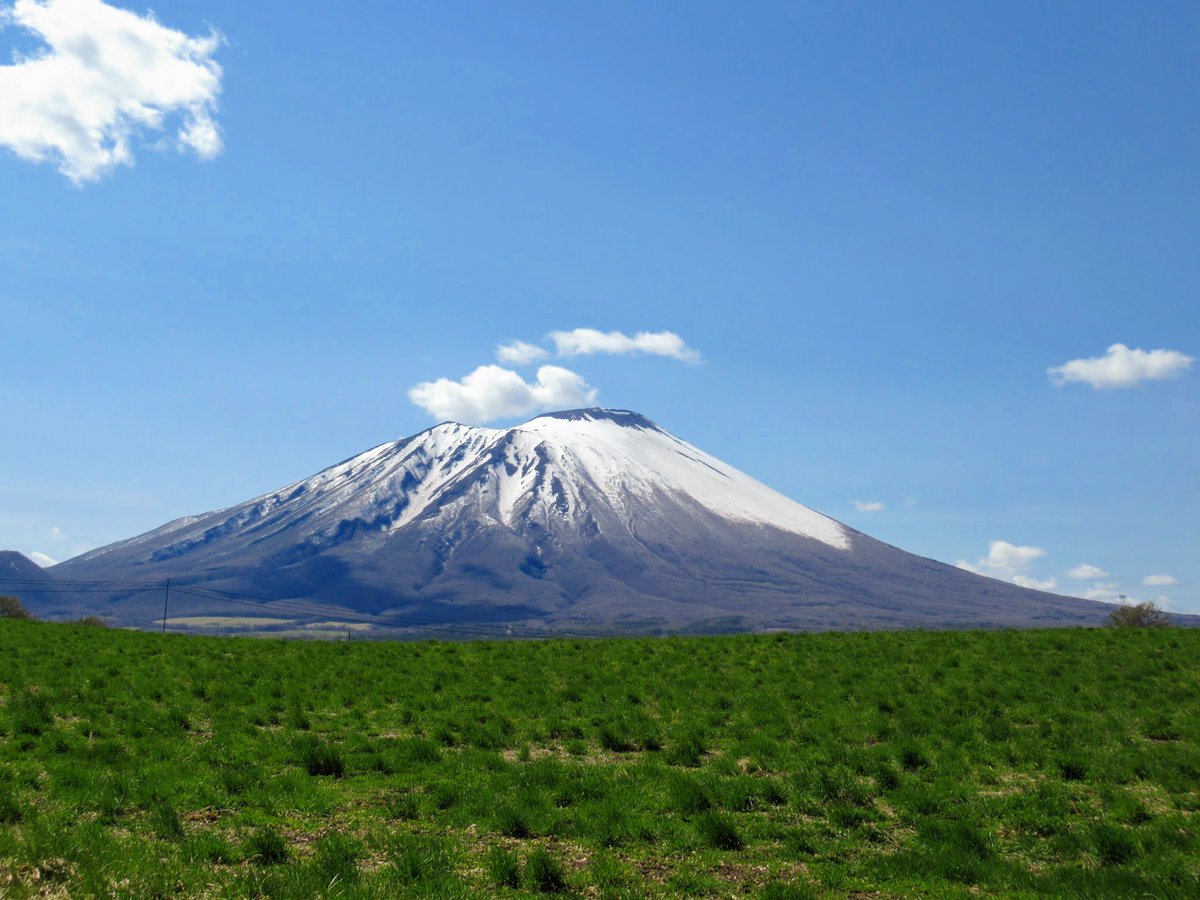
[0,596,33,620]
[1107,601,1169,628]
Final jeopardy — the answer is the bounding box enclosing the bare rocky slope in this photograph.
[44,408,1127,633]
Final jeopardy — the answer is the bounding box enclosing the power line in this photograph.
[0,574,601,640]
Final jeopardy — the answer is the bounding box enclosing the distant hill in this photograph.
[45,408,1158,634]
[0,551,82,618]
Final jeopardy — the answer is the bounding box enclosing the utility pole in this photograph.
[162,579,170,634]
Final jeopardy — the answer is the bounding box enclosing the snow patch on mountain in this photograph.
[513,412,849,548]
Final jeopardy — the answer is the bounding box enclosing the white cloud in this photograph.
[1067,563,1108,580]
[1079,583,1174,611]
[496,340,550,366]
[851,500,885,512]
[1076,582,1173,610]
[1012,574,1058,591]
[1082,581,1123,602]
[1143,574,1178,586]
[957,540,1046,575]
[29,551,57,566]
[548,329,701,363]
[957,540,1055,590]
[1048,343,1194,389]
[408,364,597,424]
[0,0,223,184]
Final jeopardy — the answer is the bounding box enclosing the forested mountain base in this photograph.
[0,622,1197,897]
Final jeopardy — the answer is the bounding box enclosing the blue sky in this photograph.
[2,1,1196,610]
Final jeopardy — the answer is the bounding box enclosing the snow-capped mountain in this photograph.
[50,409,1116,632]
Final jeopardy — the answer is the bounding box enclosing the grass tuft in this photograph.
[296,735,345,777]
[486,845,521,889]
[696,811,744,850]
[149,800,184,841]
[1093,823,1139,865]
[244,827,290,865]
[524,847,568,893]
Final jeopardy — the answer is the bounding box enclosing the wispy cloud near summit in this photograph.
[495,340,550,366]
[408,365,597,424]
[497,329,702,367]
[411,327,702,423]
[548,329,701,363]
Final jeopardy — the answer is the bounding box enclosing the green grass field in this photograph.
[0,620,1197,897]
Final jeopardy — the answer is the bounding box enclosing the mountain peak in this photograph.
[1,550,45,574]
[524,408,662,431]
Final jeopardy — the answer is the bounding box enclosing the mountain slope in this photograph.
[0,551,84,618]
[53,409,1121,632]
